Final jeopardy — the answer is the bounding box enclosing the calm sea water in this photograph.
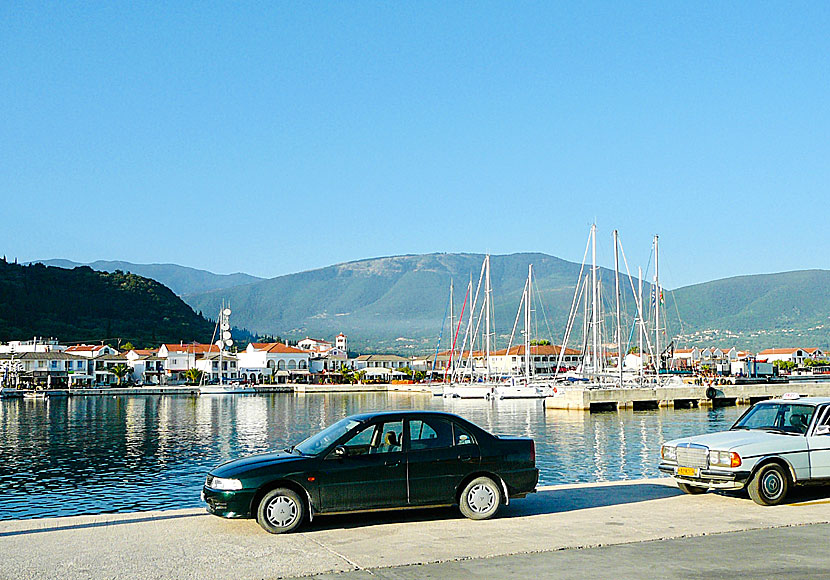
[0,393,744,521]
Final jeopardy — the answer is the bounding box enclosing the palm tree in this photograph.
[110,363,131,386]
[184,367,203,385]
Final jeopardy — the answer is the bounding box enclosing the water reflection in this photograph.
[0,394,743,520]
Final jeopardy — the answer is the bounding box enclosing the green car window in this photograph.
[409,419,453,450]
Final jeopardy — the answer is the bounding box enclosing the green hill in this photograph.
[31,259,262,296]
[0,260,214,347]
[667,270,830,350]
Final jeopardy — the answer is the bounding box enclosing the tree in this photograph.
[354,370,366,384]
[122,342,135,352]
[184,367,203,384]
[110,363,131,385]
[530,339,551,346]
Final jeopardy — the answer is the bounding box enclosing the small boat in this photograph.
[199,383,256,395]
[23,390,47,400]
[443,383,497,399]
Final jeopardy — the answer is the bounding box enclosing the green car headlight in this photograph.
[661,445,676,461]
[209,476,243,491]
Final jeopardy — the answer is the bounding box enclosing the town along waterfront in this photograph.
[0,393,745,521]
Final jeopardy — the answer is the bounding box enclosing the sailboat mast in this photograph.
[219,300,224,385]
[525,263,532,381]
[614,230,622,386]
[638,266,644,384]
[591,224,599,375]
[449,279,454,377]
[485,255,491,382]
[654,235,660,376]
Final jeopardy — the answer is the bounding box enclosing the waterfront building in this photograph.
[756,348,811,365]
[65,344,119,358]
[125,349,164,384]
[237,342,310,384]
[352,354,410,370]
[489,345,582,376]
[158,343,219,383]
[0,351,90,387]
[195,352,239,383]
[94,353,131,385]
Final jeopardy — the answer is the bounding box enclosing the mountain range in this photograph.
[27,254,830,353]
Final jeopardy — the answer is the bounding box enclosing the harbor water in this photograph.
[0,392,744,521]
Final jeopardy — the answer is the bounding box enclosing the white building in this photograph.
[158,343,219,383]
[0,337,66,354]
[125,349,164,384]
[195,353,239,382]
[756,348,810,366]
[237,342,310,384]
[0,351,90,387]
[297,337,333,353]
[489,345,582,375]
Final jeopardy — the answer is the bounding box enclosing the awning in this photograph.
[275,370,290,377]
[289,369,310,375]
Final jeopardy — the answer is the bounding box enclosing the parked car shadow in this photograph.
[716,484,830,505]
[0,510,208,538]
[306,482,683,532]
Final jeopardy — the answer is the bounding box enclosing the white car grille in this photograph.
[676,446,708,468]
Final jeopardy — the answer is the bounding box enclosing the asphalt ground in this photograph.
[2,479,830,579]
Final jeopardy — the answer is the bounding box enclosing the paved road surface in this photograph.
[2,479,830,579]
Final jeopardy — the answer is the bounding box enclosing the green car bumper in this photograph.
[202,486,256,518]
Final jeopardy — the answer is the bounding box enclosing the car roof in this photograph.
[756,397,830,407]
[347,410,467,422]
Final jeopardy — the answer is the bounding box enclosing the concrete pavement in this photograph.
[2,478,830,579]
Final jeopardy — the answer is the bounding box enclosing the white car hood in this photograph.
[665,429,807,456]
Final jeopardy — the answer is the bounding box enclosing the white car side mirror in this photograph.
[814,425,830,436]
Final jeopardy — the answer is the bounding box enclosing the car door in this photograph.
[807,405,830,479]
[406,417,480,505]
[316,419,407,512]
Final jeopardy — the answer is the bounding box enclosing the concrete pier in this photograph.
[3,478,830,579]
[545,380,830,411]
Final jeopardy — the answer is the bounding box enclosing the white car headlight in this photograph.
[208,476,243,491]
[709,450,741,468]
[661,445,677,461]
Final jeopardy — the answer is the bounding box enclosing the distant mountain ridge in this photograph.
[31,259,263,296]
[181,253,830,353]
[27,254,830,354]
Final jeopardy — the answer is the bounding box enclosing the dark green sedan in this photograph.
[202,410,539,533]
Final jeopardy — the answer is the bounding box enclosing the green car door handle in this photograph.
[385,459,401,467]
[458,453,475,462]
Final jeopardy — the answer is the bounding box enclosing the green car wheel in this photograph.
[459,476,501,520]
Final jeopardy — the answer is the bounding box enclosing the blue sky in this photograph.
[2,2,829,289]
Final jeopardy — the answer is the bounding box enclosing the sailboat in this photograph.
[199,303,255,395]
[550,225,674,392]
[492,264,550,399]
[443,255,502,399]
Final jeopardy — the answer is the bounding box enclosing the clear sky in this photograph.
[2,2,829,289]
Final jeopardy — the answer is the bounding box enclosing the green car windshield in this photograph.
[294,418,362,456]
[732,403,815,435]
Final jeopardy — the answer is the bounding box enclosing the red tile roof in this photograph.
[250,342,306,354]
[162,343,220,354]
